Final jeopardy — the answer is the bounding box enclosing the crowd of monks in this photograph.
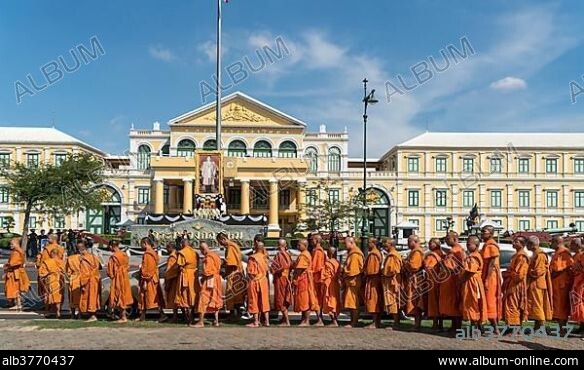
[2,227,584,334]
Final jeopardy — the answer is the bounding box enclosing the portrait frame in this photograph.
[196,151,223,195]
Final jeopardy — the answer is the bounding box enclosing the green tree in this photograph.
[302,179,360,232]
[1,153,107,250]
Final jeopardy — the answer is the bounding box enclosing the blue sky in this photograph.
[1,0,584,156]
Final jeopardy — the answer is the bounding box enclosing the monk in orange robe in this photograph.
[569,238,584,333]
[480,225,502,333]
[363,238,383,328]
[164,242,180,322]
[65,250,81,319]
[292,239,318,326]
[3,237,30,311]
[271,238,292,326]
[526,236,553,331]
[460,235,487,330]
[176,240,199,325]
[246,241,270,327]
[402,235,424,330]
[439,231,465,331]
[78,241,101,322]
[424,238,444,331]
[194,241,223,327]
[321,247,341,327]
[107,241,133,323]
[550,235,574,333]
[381,238,402,329]
[136,237,165,322]
[38,249,64,318]
[342,236,364,328]
[310,233,325,326]
[502,236,528,327]
[38,234,65,310]
[217,232,245,318]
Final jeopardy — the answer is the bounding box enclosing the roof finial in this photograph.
[130,122,135,130]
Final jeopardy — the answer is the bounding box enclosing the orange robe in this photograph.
[247,252,270,314]
[272,250,292,311]
[382,249,402,314]
[439,243,464,317]
[424,250,444,319]
[106,250,133,309]
[342,249,364,310]
[138,247,163,310]
[79,253,101,313]
[224,241,245,311]
[321,257,341,314]
[363,248,383,313]
[527,250,553,321]
[550,246,574,321]
[402,247,424,315]
[311,246,325,310]
[175,247,199,309]
[198,251,223,313]
[38,258,64,304]
[480,239,502,321]
[460,251,487,322]
[65,254,81,309]
[3,246,30,299]
[502,250,528,325]
[293,250,318,312]
[164,251,180,310]
[570,251,584,322]
[37,243,65,298]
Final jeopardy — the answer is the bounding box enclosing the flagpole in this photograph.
[215,0,222,151]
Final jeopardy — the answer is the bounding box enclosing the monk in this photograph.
[526,236,553,331]
[176,240,199,326]
[271,238,293,326]
[107,241,133,323]
[136,237,165,322]
[501,236,528,328]
[321,247,341,327]
[3,237,30,311]
[194,241,223,327]
[402,234,424,330]
[460,235,487,330]
[217,232,245,319]
[439,231,465,331]
[78,241,101,322]
[342,237,364,328]
[65,248,81,319]
[550,235,574,334]
[38,234,65,310]
[164,242,180,322]
[292,239,318,326]
[424,238,444,331]
[38,249,64,318]
[569,238,584,334]
[381,238,402,329]
[480,225,502,333]
[310,233,325,326]
[246,241,270,327]
[363,238,383,328]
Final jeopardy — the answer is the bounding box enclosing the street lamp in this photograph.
[360,78,378,254]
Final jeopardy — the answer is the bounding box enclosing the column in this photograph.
[240,179,250,214]
[168,185,176,211]
[268,179,280,236]
[183,179,193,214]
[153,179,164,215]
[297,180,306,221]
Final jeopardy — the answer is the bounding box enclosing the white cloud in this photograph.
[148,44,177,62]
[198,40,229,62]
[490,76,527,91]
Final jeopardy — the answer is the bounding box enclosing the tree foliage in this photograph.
[302,179,361,232]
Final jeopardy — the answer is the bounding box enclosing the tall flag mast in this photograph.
[215,0,228,151]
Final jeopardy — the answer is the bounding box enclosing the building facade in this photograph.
[2,93,584,241]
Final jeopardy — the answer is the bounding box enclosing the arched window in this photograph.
[328,147,341,173]
[305,147,318,174]
[203,139,217,151]
[160,143,170,156]
[278,141,297,158]
[228,140,247,157]
[137,145,151,170]
[177,139,196,157]
[253,140,272,158]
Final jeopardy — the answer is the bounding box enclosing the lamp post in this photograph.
[360,78,378,254]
